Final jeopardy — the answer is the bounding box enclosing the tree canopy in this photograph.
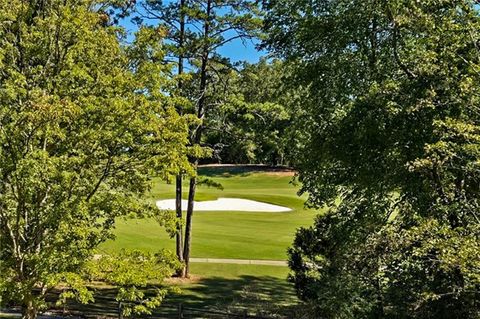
[0,0,189,317]
[264,0,480,317]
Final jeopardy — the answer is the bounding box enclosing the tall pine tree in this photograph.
[139,0,262,277]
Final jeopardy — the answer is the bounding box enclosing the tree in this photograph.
[87,250,181,319]
[0,1,190,317]
[138,0,262,277]
[264,0,480,317]
[134,0,192,270]
[205,59,305,166]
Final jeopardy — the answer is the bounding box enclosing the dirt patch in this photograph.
[260,170,296,177]
[165,274,202,285]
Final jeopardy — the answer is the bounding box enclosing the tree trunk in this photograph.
[175,0,186,277]
[175,174,184,277]
[182,0,212,278]
[183,174,197,277]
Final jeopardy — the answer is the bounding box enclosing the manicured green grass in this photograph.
[101,167,321,261]
[188,262,291,279]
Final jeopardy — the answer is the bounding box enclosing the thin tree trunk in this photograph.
[183,0,212,278]
[175,0,186,277]
[175,175,184,262]
[183,173,197,277]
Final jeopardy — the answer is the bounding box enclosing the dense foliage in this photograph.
[0,0,189,317]
[205,59,305,166]
[88,250,181,318]
[265,0,480,318]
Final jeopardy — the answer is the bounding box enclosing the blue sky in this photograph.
[216,37,266,63]
[119,4,266,64]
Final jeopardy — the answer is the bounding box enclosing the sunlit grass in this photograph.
[101,167,321,261]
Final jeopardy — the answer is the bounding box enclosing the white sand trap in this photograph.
[156,198,291,212]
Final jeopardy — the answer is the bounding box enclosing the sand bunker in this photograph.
[156,198,291,212]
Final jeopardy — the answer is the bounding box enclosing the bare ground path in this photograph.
[93,255,287,266]
[189,258,288,266]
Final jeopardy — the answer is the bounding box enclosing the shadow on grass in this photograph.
[161,275,298,317]
[57,275,299,318]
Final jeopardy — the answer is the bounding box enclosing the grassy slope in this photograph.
[101,167,321,260]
